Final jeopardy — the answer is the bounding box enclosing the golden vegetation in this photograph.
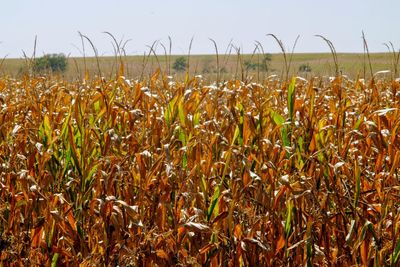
[0,62,400,266]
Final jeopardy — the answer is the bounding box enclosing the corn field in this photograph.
[0,65,400,266]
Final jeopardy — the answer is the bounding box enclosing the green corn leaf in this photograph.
[285,200,293,236]
[38,114,52,147]
[85,163,99,190]
[280,127,291,148]
[164,96,178,127]
[51,253,59,267]
[193,112,200,126]
[178,127,187,146]
[270,109,285,126]
[270,109,291,149]
[207,186,220,222]
[43,114,52,140]
[61,109,72,141]
[354,116,363,130]
[94,100,100,113]
[178,99,186,127]
[392,238,400,265]
[288,77,296,121]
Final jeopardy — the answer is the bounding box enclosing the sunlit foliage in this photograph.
[0,68,399,266]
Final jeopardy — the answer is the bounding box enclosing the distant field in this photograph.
[0,53,395,81]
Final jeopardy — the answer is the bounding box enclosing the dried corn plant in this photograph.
[0,59,400,266]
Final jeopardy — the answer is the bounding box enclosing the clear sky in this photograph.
[1,0,399,58]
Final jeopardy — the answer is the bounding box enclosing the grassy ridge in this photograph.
[0,53,396,80]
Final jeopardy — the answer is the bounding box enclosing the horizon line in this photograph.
[2,51,394,60]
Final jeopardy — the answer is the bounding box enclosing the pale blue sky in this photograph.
[1,0,399,58]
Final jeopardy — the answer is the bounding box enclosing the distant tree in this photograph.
[172,56,187,72]
[244,54,272,72]
[299,63,312,73]
[33,53,67,73]
[260,53,272,71]
[244,61,258,71]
